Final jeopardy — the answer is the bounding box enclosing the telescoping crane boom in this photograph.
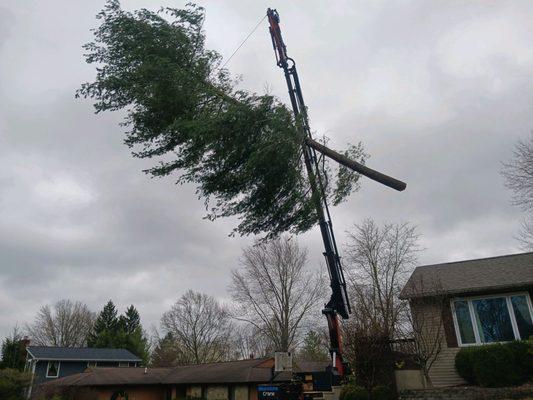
[266,8,406,377]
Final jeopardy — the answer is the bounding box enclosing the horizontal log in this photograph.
[305,137,407,192]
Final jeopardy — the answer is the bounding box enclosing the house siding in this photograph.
[95,385,167,400]
[234,385,249,400]
[409,299,465,387]
[33,360,125,385]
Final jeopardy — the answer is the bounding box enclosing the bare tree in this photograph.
[160,290,233,364]
[502,133,533,211]
[345,219,419,338]
[229,236,324,352]
[402,277,447,388]
[231,324,274,360]
[26,300,95,347]
[502,133,533,248]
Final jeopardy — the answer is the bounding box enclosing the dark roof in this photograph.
[42,367,171,387]
[162,358,287,384]
[44,357,330,387]
[400,252,533,299]
[27,346,141,362]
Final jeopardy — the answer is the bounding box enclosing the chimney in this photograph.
[21,336,30,349]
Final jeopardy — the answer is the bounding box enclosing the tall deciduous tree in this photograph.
[502,133,533,249]
[25,300,95,347]
[231,325,273,360]
[160,290,233,364]
[0,328,27,371]
[229,237,324,352]
[77,1,365,239]
[345,219,419,338]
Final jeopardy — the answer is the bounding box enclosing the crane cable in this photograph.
[219,14,267,70]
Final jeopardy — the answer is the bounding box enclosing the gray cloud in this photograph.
[1,0,531,340]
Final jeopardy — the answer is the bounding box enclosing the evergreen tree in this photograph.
[78,1,365,239]
[88,300,118,347]
[88,301,149,364]
[0,328,27,371]
[122,305,141,334]
[297,330,329,362]
[151,333,179,367]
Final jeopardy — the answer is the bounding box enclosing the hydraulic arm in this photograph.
[267,8,351,375]
[267,8,406,377]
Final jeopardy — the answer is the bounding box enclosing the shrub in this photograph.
[370,385,394,400]
[455,347,476,384]
[340,385,369,400]
[0,368,32,400]
[455,341,533,387]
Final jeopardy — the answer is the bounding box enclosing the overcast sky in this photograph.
[1,0,532,341]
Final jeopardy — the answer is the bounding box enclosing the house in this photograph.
[40,357,332,400]
[400,252,533,387]
[25,346,141,397]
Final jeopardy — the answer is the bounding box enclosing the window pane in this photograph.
[47,362,59,377]
[472,297,514,343]
[453,300,476,344]
[511,295,533,340]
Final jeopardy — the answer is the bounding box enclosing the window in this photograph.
[46,361,60,378]
[452,293,533,346]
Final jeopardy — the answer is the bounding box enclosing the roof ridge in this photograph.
[28,345,135,350]
[170,357,270,368]
[416,251,533,269]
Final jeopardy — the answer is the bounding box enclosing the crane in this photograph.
[267,8,406,378]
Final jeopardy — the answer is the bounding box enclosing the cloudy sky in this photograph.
[1,0,532,340]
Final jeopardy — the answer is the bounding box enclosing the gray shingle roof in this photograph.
[27,346,141,362]
[400,252,533,299]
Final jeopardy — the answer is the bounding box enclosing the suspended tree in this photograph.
[77,1,365,239]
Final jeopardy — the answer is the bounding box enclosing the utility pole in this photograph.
[267,8,406,377]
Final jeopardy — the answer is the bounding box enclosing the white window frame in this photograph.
[46,361,61,378]
[451,291,533,347]
[87,361,98,368]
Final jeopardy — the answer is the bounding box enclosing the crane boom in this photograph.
[267,8,350,376]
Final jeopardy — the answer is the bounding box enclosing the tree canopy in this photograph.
[78,1,365,238]
[0,328,26,371]
[89,301,149,363]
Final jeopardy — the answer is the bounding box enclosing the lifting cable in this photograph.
[219,14,267,70]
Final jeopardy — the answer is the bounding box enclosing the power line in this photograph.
[219,14,267,70]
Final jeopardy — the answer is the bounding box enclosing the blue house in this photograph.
[25,346,141,393]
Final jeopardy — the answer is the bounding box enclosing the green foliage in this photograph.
[370,385,394,400]
[0,368,31,400]
[88,301,149,363]
[0,329,27,371]
[151,333,179,367]
[340,385,369,400]
[78,1,365,238]
[88,300,118,346]
[454,347,476,384]
[297,330,329,362]
[455,341,533,387]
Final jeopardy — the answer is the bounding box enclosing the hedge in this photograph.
[454,340,533,387]
[340,385,369,400]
